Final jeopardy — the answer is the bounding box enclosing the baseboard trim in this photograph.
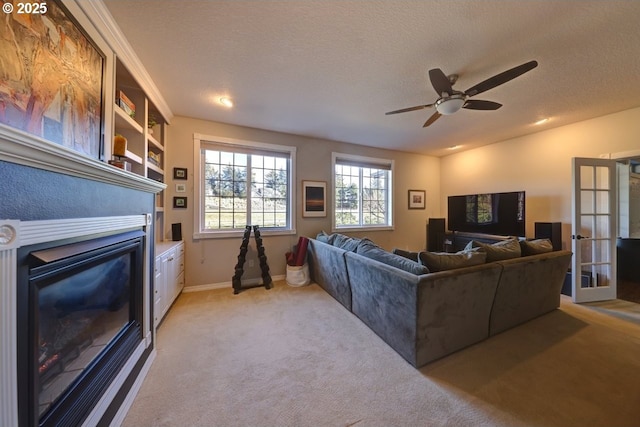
[182,275,285,293]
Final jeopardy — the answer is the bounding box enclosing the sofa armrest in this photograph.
[345,252,419,365]
[307,239,352,310]
[490,250,572,336]
[414,262,502,366]
[346,251,502,367]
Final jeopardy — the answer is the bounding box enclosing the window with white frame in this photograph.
[332,153,393,230]
[193,134,296,238]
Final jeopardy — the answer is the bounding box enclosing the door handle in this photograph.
[571,234,590,240]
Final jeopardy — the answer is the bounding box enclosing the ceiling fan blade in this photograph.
[385,104,433,115]
[429,68,453,97]
[464,60,538,97]
[423,111,442,127]
[463,99,502,110]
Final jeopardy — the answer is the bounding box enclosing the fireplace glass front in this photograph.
[18,230,145,427]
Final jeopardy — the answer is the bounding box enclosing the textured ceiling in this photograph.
[102,0,640,156]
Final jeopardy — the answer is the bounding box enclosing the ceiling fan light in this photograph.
[435,96,465,115]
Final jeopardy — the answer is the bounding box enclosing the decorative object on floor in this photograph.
[385,60,538,128]
[0,0,106,159]
[408,190,426,209]
[302,181,326,217]
[232,225,272,294]
[173,167,187,180]
[173,197,187,208]
[285,236,311,286]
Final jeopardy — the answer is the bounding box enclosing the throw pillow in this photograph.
[357,239,429,275]
[418,249,486,272]
[465,238,522,262]
[520,238,554,256]
[392,248,420,262]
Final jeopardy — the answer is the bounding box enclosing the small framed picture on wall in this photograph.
[408,189,426,209]
[173,196,187,209]
[173,167,187,180]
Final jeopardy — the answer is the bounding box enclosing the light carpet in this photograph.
[121,281,640,427]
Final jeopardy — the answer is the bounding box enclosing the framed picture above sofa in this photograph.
[303,181,326,217]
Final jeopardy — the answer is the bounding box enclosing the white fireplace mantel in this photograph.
[0,124,166,194]
[0,215,153,427]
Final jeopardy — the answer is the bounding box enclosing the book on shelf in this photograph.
[116,90,136,118]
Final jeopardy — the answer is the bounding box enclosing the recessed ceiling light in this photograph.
[534,118,549,126]
[219,97,233,108]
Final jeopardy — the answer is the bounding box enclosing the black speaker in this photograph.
[534,222,562,251]
[427,218,446,252]
[171,223,182,241]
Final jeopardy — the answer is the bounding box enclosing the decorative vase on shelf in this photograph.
[113,134,127,156]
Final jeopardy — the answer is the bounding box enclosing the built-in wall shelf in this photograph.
[114,105,143,134]
[113,57,169,243]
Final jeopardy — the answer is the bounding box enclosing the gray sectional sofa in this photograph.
[307,236,572,368]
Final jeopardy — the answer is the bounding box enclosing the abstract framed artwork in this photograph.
[303,181,327,217]
[408,189,426,210]
[0,0,106,159]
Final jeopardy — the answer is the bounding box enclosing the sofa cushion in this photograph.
[465,238,521,262]
[316,231,335,244]
[418,248,487,272]
[316,232,361,251]
[520,238,554,256]
[391,248,420,262]
[332,233,361,251]
[357,240,429,275]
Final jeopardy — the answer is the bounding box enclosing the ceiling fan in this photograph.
[385,60,538,127]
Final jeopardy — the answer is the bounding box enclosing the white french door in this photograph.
[571,157,617,303]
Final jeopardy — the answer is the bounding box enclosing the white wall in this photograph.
[165,116,439,288]
[440,106,640,250]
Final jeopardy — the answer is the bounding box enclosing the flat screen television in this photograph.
[447,191,525,237]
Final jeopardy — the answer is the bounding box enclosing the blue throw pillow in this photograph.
[357,239,429,275]
[520,238,553,256]
[392,248,420,262]
[418,249,486,272]
[465,238,521,262]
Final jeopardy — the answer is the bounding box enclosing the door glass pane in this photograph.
[580,214,594,237]
[592,264,611,288]
[581,191,594,214]
[579,238,593,264]
[580,165,594,189]
[594,239,611,264]
[595,215,610,239]
[595,166,610,190]
[595,190,609,214]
